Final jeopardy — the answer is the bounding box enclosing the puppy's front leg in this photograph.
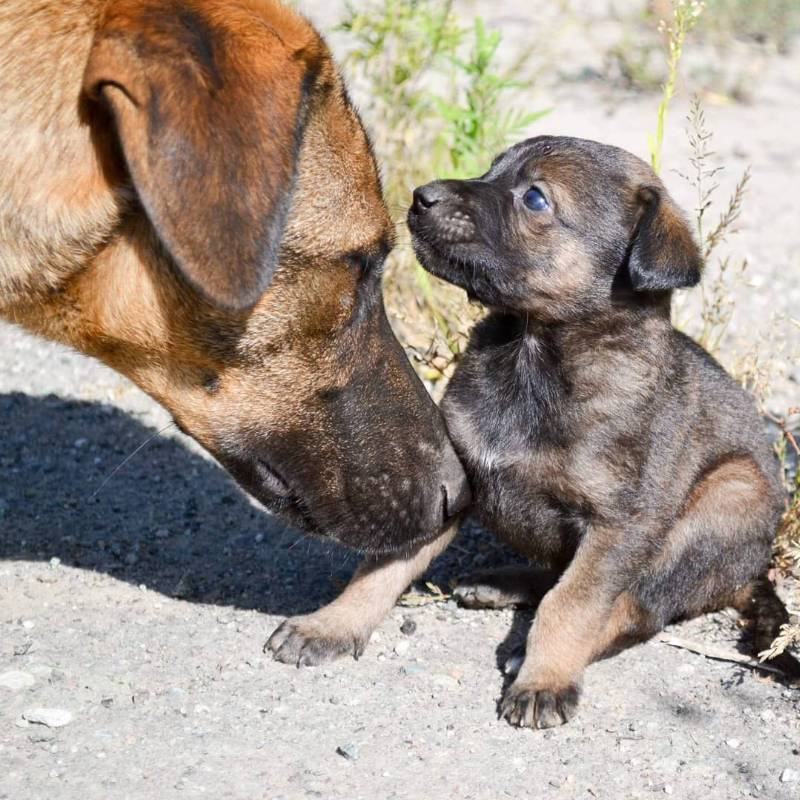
[502,531,626,729]
[266,521,458,666]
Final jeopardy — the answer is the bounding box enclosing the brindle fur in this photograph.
[0,0,469,660]
[406,135,799,728]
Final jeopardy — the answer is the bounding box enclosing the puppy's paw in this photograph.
[265,615,368,667]
[500,681,581,729]
[454,567,555,610]
[454,580,516,610]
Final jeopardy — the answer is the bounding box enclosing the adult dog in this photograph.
[404,135,799,727]
[0,0,469,662]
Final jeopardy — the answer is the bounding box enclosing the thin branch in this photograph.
[656,633,791,677]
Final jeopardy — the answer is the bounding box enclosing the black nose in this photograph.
[412,182,449,214]
[440,443,471,521]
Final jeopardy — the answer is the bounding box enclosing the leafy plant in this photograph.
[434,18,549,179]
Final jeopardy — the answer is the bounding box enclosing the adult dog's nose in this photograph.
[412,182,449,213]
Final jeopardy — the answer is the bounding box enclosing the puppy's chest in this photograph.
[444,333,586,552]
[444,319,644,556]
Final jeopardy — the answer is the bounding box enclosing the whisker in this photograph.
[89,421,176,501]
[286,533,306,552]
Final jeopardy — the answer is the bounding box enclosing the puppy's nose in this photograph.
[412,182,449,213]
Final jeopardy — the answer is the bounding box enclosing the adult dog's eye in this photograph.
[523,187,548,212]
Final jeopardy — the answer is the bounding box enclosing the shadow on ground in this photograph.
[0,392,520,618]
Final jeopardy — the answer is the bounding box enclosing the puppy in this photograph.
[408,135,799,728]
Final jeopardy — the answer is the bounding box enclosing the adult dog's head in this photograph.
[408,135,701,323]
[11,0,469,553]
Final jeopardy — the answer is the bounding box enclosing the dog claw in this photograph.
[265,615,368,667]
[500,682,581,729]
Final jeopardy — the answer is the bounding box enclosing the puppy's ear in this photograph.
[628,186,702,291]
[83,1,325,311]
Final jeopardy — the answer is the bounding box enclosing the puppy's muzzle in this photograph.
[410,181,476,244]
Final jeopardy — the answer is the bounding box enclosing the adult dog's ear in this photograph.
[628,185,702,291]
[83,0,325,311]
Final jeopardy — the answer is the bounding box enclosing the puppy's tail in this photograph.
[733,575,800,680]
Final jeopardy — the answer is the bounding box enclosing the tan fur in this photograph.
[266,521,459,664]
[0,0,386,447]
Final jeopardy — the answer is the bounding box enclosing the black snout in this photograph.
[411,181,456,215]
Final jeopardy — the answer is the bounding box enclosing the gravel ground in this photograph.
[2,3,800,799]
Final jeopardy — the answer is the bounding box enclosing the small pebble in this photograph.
[336,743,359,761]
[780,769,799,784]
[431,674,459,690]
[394,639,410,657]
[760,709,776,722]
[29,666,53,680]
[28,730,56,744]
[725,738,741,749]
[0,671,36,691]
[400,618,417,636]
[49,557,61,569]
[22,620,35,630]
[23,708,73,728]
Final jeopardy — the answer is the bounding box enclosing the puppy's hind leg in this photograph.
[454,566,559,610]
[266,521,458,667]
[633,455,800,678]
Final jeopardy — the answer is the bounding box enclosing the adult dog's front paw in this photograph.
[500,681,581,729]
[265,614,368,667]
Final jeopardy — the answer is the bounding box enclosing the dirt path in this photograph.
[2,3,799,799]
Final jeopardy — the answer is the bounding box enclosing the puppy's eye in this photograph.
[523,187,549,212]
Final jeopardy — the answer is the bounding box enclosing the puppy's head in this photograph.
[72,0,469,553]
[408,136,701,322]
